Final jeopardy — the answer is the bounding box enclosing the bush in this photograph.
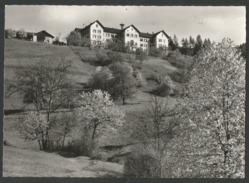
[149,47,164,57]
[107,51,125,63]
[67,31,81,46]
[146,72,161,83]
[88,67,113,91]
[105,38,128,53]
[81,37,91,47]
[48,139,92,157]
[153,83,171,97]
[124,153,159,178]
[169,68,191,83]
[16,29,26,39]
[96,50,110,66]
[136,48,147,62]
[166,50,193,70]
[5,29,16,39]
[133,70,147,87]
[151,75,175,97]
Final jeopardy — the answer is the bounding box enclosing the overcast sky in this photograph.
[5,5,246,45]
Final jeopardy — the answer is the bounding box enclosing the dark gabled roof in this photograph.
[75,21,170,40]
[120,24,140,34]
[26,32,36,36]
[36,30,54,38]
[139,32,152,38]
[103,27,120,34]
[151,30,170,40]
[80,20,105,32]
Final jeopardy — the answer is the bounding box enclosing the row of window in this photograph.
[140,38,148,42]
[106,33,115,38]
[93,29,102,34]
[126,33,138,38]
[158,39,166,43]
[140,43,147,48]
[92,35,102,39]
[158,44,167,48]
[92,40,102,45]
[127,41,138,46]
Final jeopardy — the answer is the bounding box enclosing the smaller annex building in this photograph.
[26,30,54,44]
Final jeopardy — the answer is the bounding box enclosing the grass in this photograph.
[3,39,181,177]
[3,146,123,177]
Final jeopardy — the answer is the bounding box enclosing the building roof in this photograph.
[36,30,54,38]
[79,20,105,33]
[139,32,152,38]
[103,27,120,34]
[75,20,170,40]
[26,32,36,36]
[151,30,170,40]
[120,24,140,34]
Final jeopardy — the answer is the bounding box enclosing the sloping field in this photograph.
[3,146,123,177]
[4,39,178,111]
[3,39,179,177]
[4,39,96,110]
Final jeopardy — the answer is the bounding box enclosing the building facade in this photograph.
[75,20,170,52]
[26,30,54,44]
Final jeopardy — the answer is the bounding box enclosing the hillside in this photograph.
[3,39,179,177]
[4,39,177,111]
[3,146,123,177]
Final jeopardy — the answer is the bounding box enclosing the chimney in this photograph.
[83,23,85,28]
[120,23,125,30]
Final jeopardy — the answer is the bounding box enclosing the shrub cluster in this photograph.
[124,152,160,178]
[164,49,193,84]
[149,47,164,57]
[151,75,175,97]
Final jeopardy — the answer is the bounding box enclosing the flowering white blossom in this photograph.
[177,38,245,178]
[76,90,125,141]
[17,112,48,141]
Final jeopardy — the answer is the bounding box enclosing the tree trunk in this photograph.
[92,126,96,141]
[38,140,42,150]
[122,96,125,105]
[62,133,66,148]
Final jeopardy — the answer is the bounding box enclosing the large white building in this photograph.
[75,20,170,52]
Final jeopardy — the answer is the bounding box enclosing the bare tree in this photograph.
[7,58,73,150]
[125,95,181,177]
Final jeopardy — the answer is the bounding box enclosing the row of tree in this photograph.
[5,28,26,39]
[6,38,245,178]
[169,34,212,55]
[124,38,245,178]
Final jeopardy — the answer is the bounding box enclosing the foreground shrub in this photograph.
[88,67,113,91]
[133,70,147,87]
[136,48,147,62]
[109,62,137,104]
[96,50,110,66]
[76,90,125,143]
[96,50,132,66]
[169,68,191,83]
[150,47,164,57]
[17,112,48,150]
[48,138,92,157]
[165,49,193,70]
[152,76,175,97]
[105,38,129,53]
[124,152,160,177]
[67,31,81,46]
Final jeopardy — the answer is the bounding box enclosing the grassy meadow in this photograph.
[3,39,180,177]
